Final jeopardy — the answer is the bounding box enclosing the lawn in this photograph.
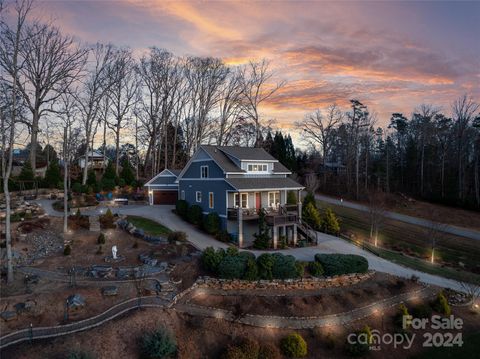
[316,200,480,283]
[411,331,480,359]
[126,215,171,236]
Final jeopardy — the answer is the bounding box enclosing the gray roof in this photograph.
[218,146,277,161]
[226,177,304,191]
[200,145,291,174]
[168,169,182,176]
[200,145,245,173]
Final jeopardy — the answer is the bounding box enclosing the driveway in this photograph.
[315,193,480,241]
[35,200,467,292]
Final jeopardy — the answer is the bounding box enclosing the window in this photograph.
[209,192,214,209]
[268,192,280,207]
[181,190,185,200]
[196,191,202,203]
[200,165,209,178]
[234,193,248,208]
[247,163,268,172]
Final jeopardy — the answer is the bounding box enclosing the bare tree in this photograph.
[7,21,86,171]
[106,47,138,175]
[423,210,447,264]
[452,95,479,201]
[298,104,343,187]
[241,59,284,146]
[304,173,320,194]
[0,0,33,284]
[74,43,114,184]
[367,190,387,247]
[217,68,244,146]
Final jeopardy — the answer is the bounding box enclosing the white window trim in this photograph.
[246,163,269,173]
[181,190,185,200]
[268,191,280,207]
[234,192,248,208]
[196,191,202,203]
[209,192,214,209]
[200,165,209,178]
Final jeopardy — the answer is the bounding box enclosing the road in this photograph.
[315,193,480,241]
[34,200,470,292]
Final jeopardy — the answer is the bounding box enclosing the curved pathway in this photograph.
[0,296,169,349]
[34,200,468,292]
[175,286,434,329]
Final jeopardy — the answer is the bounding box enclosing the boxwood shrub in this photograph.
[187,204,203,225]
[175,200,189,219]
[272,253,299,279]
[280,333,308,358]
[204,212,220,234]
[218,255,248,279]
[314,253,368,276]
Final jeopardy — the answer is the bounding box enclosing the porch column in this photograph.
[273,226,278,249]
[293,224,298,246]
[237,207,243,248]
[298,200,302,221]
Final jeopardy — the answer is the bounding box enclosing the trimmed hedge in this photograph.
[204,212,221,234]
[314,253,368,276]
[175,200,189,218]
[308,261,324,277]
[271,253,299,279]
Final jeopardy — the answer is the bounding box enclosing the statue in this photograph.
[112,245,117,260]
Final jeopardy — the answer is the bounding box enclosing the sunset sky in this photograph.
[34,0,479,130]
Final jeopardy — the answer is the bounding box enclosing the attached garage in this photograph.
[153,190,177,205]
[144,169,181,205]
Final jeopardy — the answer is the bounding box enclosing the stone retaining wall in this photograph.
[195,271,375,291]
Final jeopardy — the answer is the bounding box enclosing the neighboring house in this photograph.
[78,150,109,170]
[144,169,181,205]
[172,145,313,248]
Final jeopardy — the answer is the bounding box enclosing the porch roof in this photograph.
[225,177,304,191]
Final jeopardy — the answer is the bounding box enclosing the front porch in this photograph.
[225,189,308,248]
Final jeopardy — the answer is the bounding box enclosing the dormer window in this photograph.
[201,165,209,178]
[247,163,268,172]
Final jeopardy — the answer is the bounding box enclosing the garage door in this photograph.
[153,190,178,205]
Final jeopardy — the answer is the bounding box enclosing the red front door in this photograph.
[255,192,261,210]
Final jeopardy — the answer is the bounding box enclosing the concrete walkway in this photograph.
[34,200,468,292]
[315,193,480,241]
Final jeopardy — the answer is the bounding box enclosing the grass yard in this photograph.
[126,215,171,236]
[412,331,480,359]
[316,200,480,282]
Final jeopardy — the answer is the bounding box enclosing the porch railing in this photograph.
[227,205,299,226]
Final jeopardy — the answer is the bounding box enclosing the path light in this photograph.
[431,248,435,264]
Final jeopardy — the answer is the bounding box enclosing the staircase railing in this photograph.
[298,220,318,244]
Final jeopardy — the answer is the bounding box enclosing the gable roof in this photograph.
[217,146,277,162]
[145,168,181,186]
[200,145,246,173]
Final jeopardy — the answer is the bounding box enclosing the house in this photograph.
[78,150,109,170]
[172,145,314,248]
[145,169,181,205]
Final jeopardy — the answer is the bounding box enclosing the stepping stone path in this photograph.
[67,294,86,310]
[89,215,101,232]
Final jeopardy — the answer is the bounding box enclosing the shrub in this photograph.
[278,235,287,249]
[168,231,187,243]
[72,182,82,194]
[295,261,306,278]
[187,204,203,225]
[308,261,324,277]
[118,178,126,187]
[201,247,225,273]
[280,333,307,358]
[45,161,61,188]
[140,327,177,359]
[302,192,316,208]
[120,159,135,186]
[257,253,274,280]
[253,209,271,249]
[432,291,451,316]
[227,246,239,257]
[132,240,139,249]
[411,303,433,319]
[67,350,95,359]
[204,212,221,234]
[64,245,71,256]
[314,253,368,276]
[215,230,232,243]
[302,202,322,230]
[87,169,97,187]
[321,208,340,234]
[99,208,115,229]
[218,255,247,279]
[258,343,282,359]
[97,233,106,244]
[75,208,82,218]
[345,326,371,357]
[175,200,189,218]
[18,161,34,182]
[272,253,299,279]
[394,303,410,330]
[101,178,116,191]
[243,257,259,281]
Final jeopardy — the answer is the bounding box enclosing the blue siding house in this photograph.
[174,145,309,248]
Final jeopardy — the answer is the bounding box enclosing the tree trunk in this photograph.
[420,144,425,196]
[30,110,40,171]
[82,128,90,185]
[115,119,120,175]
[441,154,445,199]
[63,126,68,234]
